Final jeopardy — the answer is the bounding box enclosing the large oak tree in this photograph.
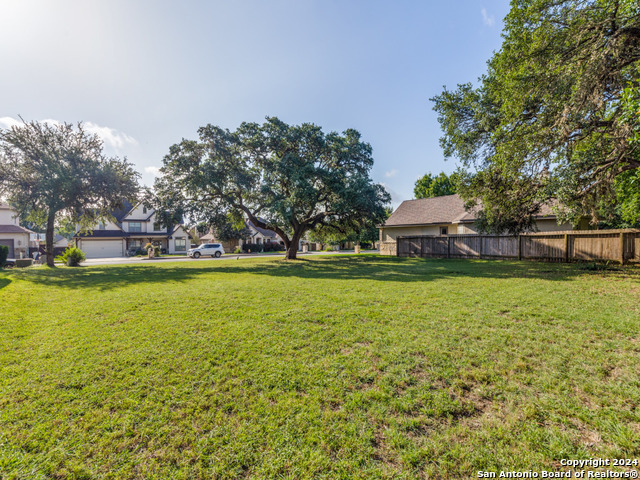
[0,120,140,266]
[154,117,390,259]
[413,171,459,199]
[432,0,640,233]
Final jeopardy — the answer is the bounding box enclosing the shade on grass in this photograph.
[1,256,639,479]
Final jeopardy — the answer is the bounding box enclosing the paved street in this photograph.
[81,250,374,266]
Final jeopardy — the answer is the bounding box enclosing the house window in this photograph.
[143,206,147,214]
[175,238,186,251]
[98,222,105,230]
[440,227,448,236]
[129,222,142,233]
[153,222,162,231]
[130,239,142,249]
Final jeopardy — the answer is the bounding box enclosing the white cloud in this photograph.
[41,118,62,127]
[84,121,137,149]
[0,116,137,150]
[144,166,162,177]
[0,116,22,129]
[384,169,398,178]
[481,8,495,27]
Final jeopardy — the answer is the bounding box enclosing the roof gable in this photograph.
[122,202,155,221]
[247,219,277,238]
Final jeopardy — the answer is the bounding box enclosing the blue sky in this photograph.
[0,0,510,206]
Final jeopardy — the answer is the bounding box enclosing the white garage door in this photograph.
[81,240,123,258]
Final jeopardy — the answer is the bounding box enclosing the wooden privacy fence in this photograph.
[396,229,640,264]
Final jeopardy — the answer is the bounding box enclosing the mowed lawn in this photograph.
[1,256,639,479]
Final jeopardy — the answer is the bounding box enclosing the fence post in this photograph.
[620,232,625,265]
[447,236,451,258]
[564,234,569,263]
[479,236,483,258]
[518,235,522,260]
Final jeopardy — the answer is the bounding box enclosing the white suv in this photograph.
[188,243,225,258]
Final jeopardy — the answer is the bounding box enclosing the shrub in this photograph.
[55,246,86,266]
[263,242,285,252]
[233,247,242,254]
[0,245,8,267]
[144,243,161,257]
[242,243,263,253]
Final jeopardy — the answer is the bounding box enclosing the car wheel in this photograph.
[214,251,221,258]
[193,252,201,258]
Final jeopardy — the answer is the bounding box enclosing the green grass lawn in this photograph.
[1,256,639,479]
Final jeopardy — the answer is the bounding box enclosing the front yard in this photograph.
[1,256,639,479]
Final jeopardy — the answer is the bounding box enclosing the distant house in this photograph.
[31,233,69,249]
[0,203,33,259]
[200,219,285,251]
[243,219,283,246]
[379,194,582,255]
[74,202,191,258]
[53,234,69,249]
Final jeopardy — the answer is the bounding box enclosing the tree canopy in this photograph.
[0,120,139,265]
[154,117,390,259]
[432,0,640,233]
[413,171,459,199]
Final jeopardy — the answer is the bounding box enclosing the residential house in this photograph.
[379,194,584,255]
[54,234,69,249]
[242,219,284,247]
[30,233,69,249]
[0,203,33,259]
[201,219,285,252]
[74,202,191,258]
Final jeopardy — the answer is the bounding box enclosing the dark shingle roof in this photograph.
[0,225,33,234]
[111,201,135,223]
[247,219,277,238]
[75,230,128,238]
[128,232,171,237]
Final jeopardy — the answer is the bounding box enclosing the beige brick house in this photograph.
[379,194,577,255]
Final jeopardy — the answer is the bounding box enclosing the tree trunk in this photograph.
[285,231,302,260]
[45,211,55,267]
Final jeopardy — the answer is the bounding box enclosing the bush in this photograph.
[240,242,285,253]
[263,242,285,252]
[233,247,242,254]
[55,246,86,266]
[242,243,263,253]
[0,245,8,267]
[144,243,161,257]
